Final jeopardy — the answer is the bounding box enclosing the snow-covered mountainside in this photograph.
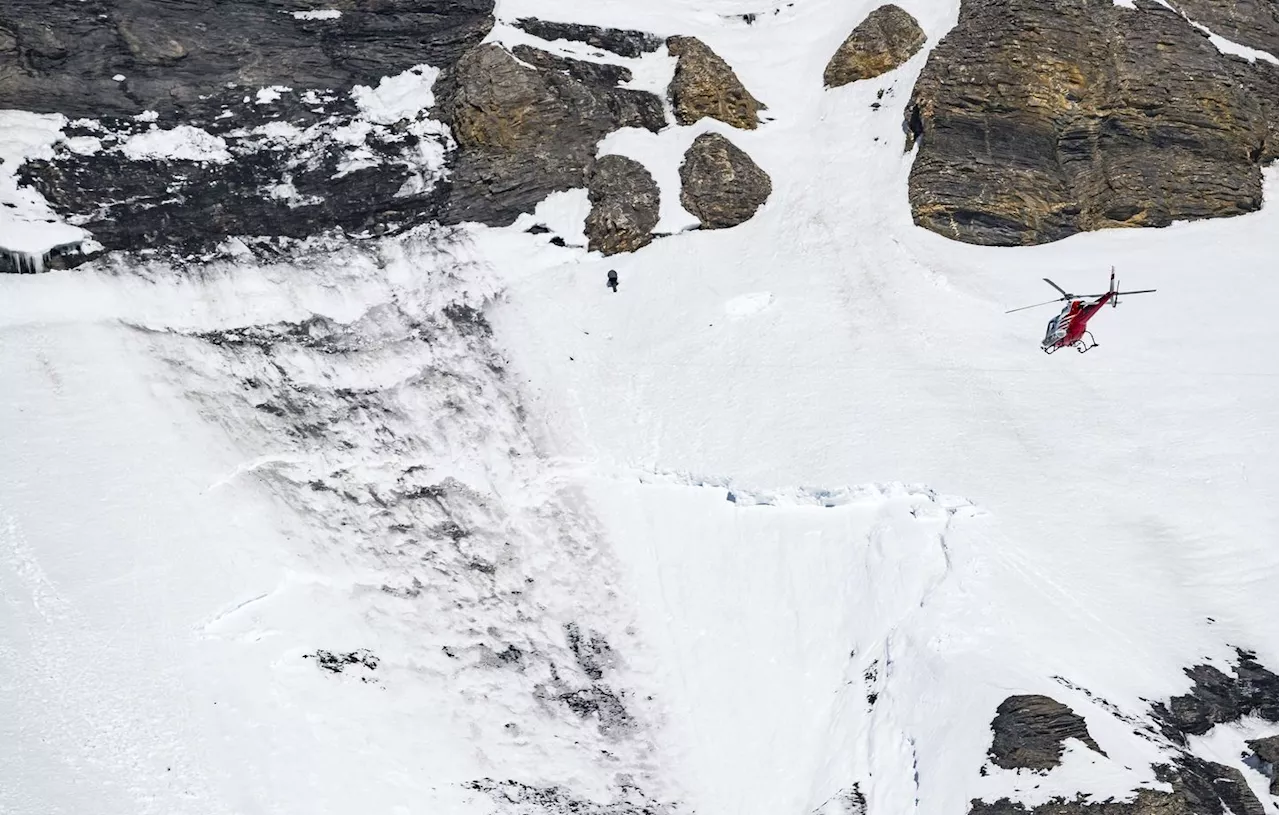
[1,0,1276,813]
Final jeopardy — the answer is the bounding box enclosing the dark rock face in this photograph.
[1166,0,1279,55]
[0,0,494,120]
[907,0,1279,246]
[970,758,1268,815]
[584,155,660,255]
[437,44,665,226]
[511,17,664,59]
[970,653,1277,815]
[4,0,494,257]
[678,132,771,229]
[988,695,1105,771]
[1246,735,1278,796]
[511,44,634,86]
[666,36,765,130]
[23,85,454,253]
[1152,649,1279,741]
[823,5,927,88]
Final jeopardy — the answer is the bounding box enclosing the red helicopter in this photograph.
[1006,269,1156,354]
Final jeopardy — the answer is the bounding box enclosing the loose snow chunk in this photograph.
[251,121,307,145]
[725,291,774,318]
[134,110,159,122]
[351,64,440,125]
[63,136,103,156]
[119,125,232,163]
[112,74,125,81]
[256,86,293,105]
[290,9,341,19]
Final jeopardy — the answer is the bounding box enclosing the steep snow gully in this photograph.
[2,0,1277,814]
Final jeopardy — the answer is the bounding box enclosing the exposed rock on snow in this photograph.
[666,36,766,130]
[678,133,771,229]
[438,44,665,226]
[907,0,1279,246]
[987,695,1105,771]
[1245,735,1277,795]
[584,155,660,255]
[971,652,1277,814]
[465,778,674,815]
[1151,648,1279,741]
[511,18,664,59]
[22,82,454,254]
[969,761,1267,815]
[822,5,927,88]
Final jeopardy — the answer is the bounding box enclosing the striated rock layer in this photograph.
[987,695,1104,771]
[906,0,1278,246]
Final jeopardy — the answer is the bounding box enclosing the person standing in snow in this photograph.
[607,270,619,292]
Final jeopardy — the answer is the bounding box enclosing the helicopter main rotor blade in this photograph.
[1005,297,1066,314]
[1115,289,1156,295]
[1042,278,1071,298]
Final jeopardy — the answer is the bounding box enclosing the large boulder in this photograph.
[437,44,665,226]
[906,0,1279,246]
[823,5,927,88]
[678,133,771,229]
[666,36,765,130]
[584,155,660,255]
[987,695,1104,771]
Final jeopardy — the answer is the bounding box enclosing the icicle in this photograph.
[0,242,87,274]
[0,248,42,274]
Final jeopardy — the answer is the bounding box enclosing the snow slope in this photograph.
[1,0,1276,813]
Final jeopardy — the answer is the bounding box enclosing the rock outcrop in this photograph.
[970,653,1277,815]
[584,155,660,255]
[512,18,664,58]
[4,0,495,256]
[435,44,665,226]
[970,759,1267,814]
[1246,735,1278,796]
[678,132,772,229]
[666,36,765,130]
[823,5,927,88]
[1151,648,1279,741]
[988,695,1105,771]
[906,0,1279,246]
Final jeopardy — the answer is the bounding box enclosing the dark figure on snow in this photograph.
[607,270,619,292]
